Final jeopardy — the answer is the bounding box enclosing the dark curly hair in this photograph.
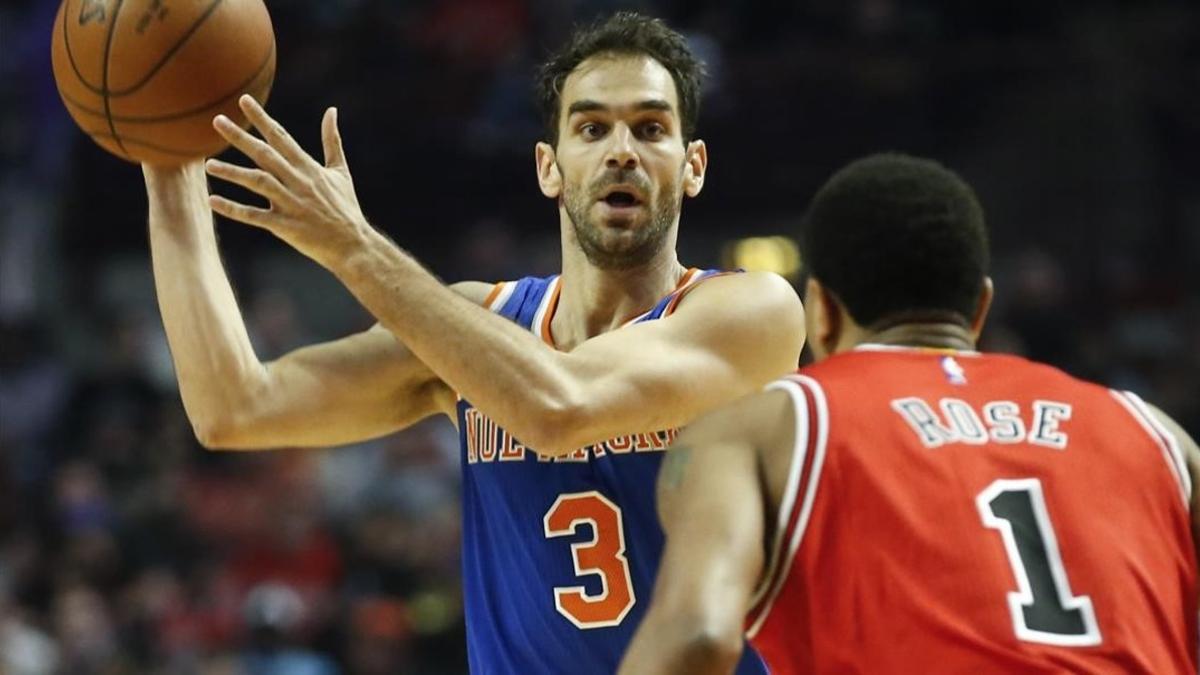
[536,12,705,146]
[801,153,990,329]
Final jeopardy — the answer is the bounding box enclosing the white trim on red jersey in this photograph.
[747,378,811,610]
[745,374,830,639]
[1109,390,1191,504]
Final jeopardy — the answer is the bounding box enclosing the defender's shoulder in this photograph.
[1145,403,1200,466]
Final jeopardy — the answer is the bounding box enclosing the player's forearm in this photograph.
[144,163,270,446]
[331,229,587,453]
[618,612,743,675]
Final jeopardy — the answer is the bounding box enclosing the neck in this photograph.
[857,322,977,352]
[554,218,685,349]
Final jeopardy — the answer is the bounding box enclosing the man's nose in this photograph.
[604,125,639,170]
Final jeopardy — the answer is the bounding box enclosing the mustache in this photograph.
[588,169,651,197]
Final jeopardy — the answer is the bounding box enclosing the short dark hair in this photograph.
[536,12,705,146]
[801,153,990,329]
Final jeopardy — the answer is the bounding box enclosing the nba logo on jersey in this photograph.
[941,355,967,385]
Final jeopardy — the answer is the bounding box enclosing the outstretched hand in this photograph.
[206,95,369,268]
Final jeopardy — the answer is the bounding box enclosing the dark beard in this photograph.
[562,168,681,271]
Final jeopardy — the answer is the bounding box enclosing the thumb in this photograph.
[322,107,347,171]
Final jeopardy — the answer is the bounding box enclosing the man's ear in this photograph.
[970,277,995,340]
[536,142,562,199]
[682,139,707,198]
[805,276,842,360]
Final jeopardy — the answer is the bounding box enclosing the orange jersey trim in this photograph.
[663,269,735,318]
[537,268,719,346]
[617,267,714,328]
[482,281,506,309]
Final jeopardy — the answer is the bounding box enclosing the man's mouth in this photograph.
[597,185,645,209]
[603,192,638,207]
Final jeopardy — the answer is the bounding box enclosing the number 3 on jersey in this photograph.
[977,478,1102,646]
[543,491,636,629]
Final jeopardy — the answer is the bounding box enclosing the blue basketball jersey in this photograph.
[456,269,767,674]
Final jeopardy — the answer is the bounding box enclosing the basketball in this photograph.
[50,0,276,166]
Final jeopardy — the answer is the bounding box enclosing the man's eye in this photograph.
[580,123,606,139]
[640,122,666,140]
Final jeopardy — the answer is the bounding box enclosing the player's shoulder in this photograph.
[687,269,799,301]
[978,352,1116,398]
[674,270,803,322]
[1143,404,1200,480]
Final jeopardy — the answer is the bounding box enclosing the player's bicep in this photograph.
[642,272,803,393]
[563,272,804,438]
[227,325,442,447]
[221,281,491,448]
[651,398,769,640]
[622,391,794,674]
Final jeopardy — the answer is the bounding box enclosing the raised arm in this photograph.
[145,162,486,449]
[200,98,805,455]
[337,259,803,454]
[618,388,796,675]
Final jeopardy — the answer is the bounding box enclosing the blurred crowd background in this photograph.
[2,0,1198,673]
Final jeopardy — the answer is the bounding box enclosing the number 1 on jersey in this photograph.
[977,478,1102,646]
[543,491,636,629]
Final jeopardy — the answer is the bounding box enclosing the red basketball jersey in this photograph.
[746,346,1196,674]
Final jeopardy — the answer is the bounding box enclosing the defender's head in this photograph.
[534,12,708,270]
[800,153,993,359]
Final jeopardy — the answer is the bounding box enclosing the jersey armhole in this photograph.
[745,374,830,639]
[1109,389,1191,505]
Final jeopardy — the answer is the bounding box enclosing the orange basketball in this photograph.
[50,0,276,166]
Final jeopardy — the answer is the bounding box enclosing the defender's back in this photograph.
[749,346,1197,674]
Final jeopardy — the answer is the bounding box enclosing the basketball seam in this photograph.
[78,62,273,158]
[61,0,227,98]
[63,0,104,94]
[108,0,226,97]
[101,0,130,158]
[59,39,275,123]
